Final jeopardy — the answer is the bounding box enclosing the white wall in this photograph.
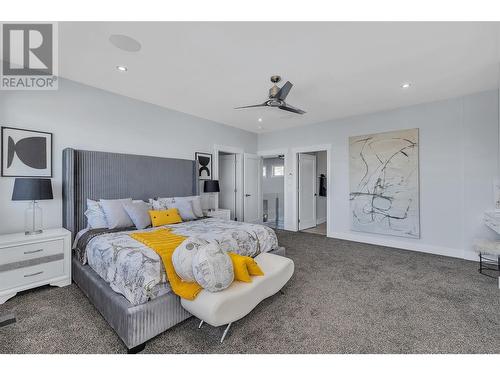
[0,79,257,234]
[258,90,499,260]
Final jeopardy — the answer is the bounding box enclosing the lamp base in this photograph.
[25,230,43,236]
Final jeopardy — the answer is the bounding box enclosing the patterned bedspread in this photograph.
[75,218,278,305]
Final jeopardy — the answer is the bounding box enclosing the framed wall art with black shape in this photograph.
[1,127,53,177]
[195,152,212,180]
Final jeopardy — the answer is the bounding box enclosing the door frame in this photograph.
[213,145,244,221]
[291,144,332,236]
[258,148,288,226]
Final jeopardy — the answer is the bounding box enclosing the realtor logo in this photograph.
[1,23,58,90]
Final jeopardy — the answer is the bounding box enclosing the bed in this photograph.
[62,148,285,352]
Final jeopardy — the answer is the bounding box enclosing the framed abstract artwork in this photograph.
[1,126,53,177]
[349,128,420,238]
[195,152,212,180]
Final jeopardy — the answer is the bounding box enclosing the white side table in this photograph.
[205,209,231,221]
[0,228,72,304]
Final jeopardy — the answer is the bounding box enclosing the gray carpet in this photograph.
[1,230,500,354]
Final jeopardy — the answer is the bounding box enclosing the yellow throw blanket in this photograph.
[130,228,202,300]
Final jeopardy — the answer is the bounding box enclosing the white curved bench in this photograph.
[181,252,294,342]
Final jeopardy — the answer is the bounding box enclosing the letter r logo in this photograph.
[2,24,53,76]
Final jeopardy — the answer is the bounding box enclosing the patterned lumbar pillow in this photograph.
[192,242,234,292]
[84,199,108,229]
[172,237,208,282]
[150,197,172,210]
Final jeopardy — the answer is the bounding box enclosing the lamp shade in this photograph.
[204,180,220,193]
[12,178,53,201]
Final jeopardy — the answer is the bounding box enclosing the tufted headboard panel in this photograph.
[62,148,197,238]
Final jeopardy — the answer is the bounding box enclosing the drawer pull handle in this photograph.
[24,249,43,255]
[24,271,43,278]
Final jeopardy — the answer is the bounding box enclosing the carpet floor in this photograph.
[1,230,500,354]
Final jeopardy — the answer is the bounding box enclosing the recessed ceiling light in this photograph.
[258,118,263,122]
[116,65,128,72]
[401,82,411,89]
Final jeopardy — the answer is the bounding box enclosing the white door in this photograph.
[219,154,236,220]
[243,153,261,223]
[298,153,317,230]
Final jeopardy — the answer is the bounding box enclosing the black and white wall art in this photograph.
[349,128,420,238]
[1,127,53,177]
[195,152,212,180]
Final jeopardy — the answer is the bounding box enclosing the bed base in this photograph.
[72,246,286,352]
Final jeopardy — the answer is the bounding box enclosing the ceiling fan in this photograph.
[234,75,306,115]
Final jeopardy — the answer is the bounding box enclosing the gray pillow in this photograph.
[172,237,208,282]
[168,199,197,221]
[123,201,152,230]
[192,242,234,292]
[186,196,204,218]
[100,198,134,229]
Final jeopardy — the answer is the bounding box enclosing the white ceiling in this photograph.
[58,22,500,133]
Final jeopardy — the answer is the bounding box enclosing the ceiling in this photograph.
[58,22,500,133]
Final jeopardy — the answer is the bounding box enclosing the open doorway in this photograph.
[261,155,285,229]
[297,150,327,235]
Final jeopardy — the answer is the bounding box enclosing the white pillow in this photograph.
[84,199,107,229]
[172,237,208,282]
[168,199,197,221]
[100,198,134,229]
[192,242,234,292]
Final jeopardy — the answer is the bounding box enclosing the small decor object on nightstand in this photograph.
[195,152,212,180]
[12,178,53,235]
[204,180,220,212]
[1,127,52,177]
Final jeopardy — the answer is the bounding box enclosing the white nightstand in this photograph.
[205,209,231,221]
[0,228,72,304]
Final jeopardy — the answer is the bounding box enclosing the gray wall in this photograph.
[0,78,257,234]
[258,90,499,260]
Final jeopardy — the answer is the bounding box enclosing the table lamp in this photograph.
[203,180,220,212]
[12,178,53,235]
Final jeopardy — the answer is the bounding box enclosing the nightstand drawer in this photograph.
[0,239,64,264]
[0,259,64,291]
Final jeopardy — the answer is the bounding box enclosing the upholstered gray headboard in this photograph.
[62,148,197,238]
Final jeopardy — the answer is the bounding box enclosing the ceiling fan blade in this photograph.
[234,103,268,109]
[277,81,293,100]
[278,104,306,115]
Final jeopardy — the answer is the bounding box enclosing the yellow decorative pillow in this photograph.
[228,252,252,282]
[245,257,264,276]
[149,209,183,227]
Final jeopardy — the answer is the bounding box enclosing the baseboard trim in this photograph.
[329,231,476,262]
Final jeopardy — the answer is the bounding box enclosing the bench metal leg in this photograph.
[198,320,204,329]
[220,323,232,343]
